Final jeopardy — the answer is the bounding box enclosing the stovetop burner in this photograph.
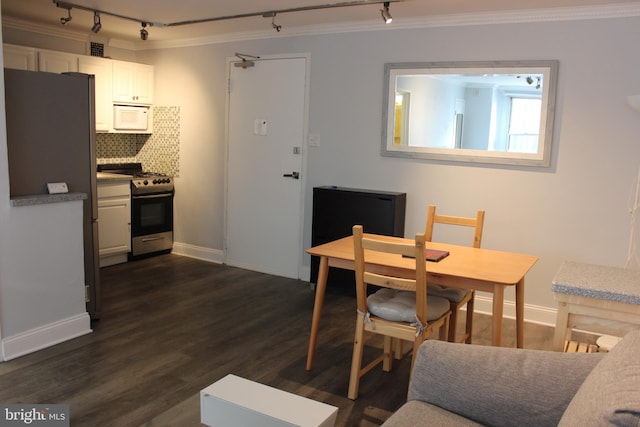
[98,163,174,195]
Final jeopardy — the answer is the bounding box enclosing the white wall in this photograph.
[142,15,640,321]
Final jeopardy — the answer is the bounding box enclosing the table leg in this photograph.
[516,278,525,348]
[491,284,505,346]
[306,256,329,371]
[552,301,570,352]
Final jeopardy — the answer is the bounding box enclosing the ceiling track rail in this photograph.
[53,0,402,29]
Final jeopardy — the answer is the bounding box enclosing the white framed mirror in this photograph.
[381,60,559,167]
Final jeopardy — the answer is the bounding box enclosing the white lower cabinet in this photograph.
[98,181,131,267]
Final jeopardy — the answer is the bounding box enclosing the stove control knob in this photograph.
[143,180,148,185]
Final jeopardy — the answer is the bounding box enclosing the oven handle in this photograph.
[132,193,174,200]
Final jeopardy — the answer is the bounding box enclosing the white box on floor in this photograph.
[200,374,338,427]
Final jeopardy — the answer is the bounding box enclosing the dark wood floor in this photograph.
[0,254,565,426]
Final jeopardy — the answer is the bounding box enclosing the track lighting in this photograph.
[263,12,282,32]
[140,22,148,40]
[380,2,392,24]
[91,12,102,33]
[272,15,282,32]
[52,0,399,39]
[59,6,72,25]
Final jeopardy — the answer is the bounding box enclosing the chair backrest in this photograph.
[352,225,428,327]
[425,204,485,248]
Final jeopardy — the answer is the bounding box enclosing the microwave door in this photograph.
[114,106,148,130]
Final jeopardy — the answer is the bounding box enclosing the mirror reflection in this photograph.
[382,61,558,167]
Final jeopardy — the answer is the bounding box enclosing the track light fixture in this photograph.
[140,22,149,40]
[52,0,400,40]
[263,12,282,32]
[91,12,102,33]
[518,75,543,90]
[59,5,72,25]
[380,2,392,24]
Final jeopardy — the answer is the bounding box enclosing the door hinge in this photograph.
[85,285,90,303]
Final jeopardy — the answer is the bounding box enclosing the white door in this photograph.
[226,56,307,279]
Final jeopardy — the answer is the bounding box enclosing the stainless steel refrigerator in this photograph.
[4,68,101,319]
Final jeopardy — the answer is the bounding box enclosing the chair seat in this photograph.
[427,284,471,303]
[367,288,451,322]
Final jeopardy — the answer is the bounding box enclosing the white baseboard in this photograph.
[300,265,311,282]
[473,294,557,327]
[2,313,92,361]
[172,242,224,264]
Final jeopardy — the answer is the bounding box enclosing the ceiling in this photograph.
[2,0,639,45]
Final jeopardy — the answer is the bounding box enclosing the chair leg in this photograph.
[348,319,366,400]
[383,336,393,372]
[439,315,450,341]
[465,293,475,344]
[410,337,425,372]
[447,303,458,342]
[393,339,404,360]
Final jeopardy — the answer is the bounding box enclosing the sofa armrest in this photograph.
[409,340,604,427]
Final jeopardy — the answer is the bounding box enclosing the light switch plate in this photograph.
[47,182,68,194]
[308,134,320,147]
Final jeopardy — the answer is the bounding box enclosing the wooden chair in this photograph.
[348,225,451,400]
[425,204,485,344]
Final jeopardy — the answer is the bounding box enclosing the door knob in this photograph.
[283,171,300,179]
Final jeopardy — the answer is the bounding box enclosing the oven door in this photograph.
[131,192,173,237]
[130,192,174,257]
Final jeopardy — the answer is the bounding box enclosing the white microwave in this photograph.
[113,105,149,131]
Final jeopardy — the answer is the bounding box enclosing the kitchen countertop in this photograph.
[10,192,87,207]
[552,260,640,304]
[97,172,132,182]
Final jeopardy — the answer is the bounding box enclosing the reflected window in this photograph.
[508,98,541,153]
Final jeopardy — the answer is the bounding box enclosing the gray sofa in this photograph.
[383,330,640,426]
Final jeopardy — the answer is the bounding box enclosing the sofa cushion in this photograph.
[409,340,604,427]
[559,330,640,426]
[382,400,482,427]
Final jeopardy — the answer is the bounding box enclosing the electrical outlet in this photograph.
[47,182,68,194]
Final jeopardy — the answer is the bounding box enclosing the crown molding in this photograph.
[4,2,640,51]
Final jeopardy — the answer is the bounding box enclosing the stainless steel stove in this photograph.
[97,163,174,258]
[98,163,173,195]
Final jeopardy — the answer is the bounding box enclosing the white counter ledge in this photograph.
[97,172,133,182]
[552,261,640,305]
[10,192,87,207]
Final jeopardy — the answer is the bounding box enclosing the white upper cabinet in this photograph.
[3,44,37,70]
[112,60,154,105]
[38,49,78,73]
[79,56,113,132]
[2,44,154,133]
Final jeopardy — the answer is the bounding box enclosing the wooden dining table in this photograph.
[305,234,538,370]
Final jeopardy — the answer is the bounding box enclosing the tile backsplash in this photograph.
[97,106,180,177]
